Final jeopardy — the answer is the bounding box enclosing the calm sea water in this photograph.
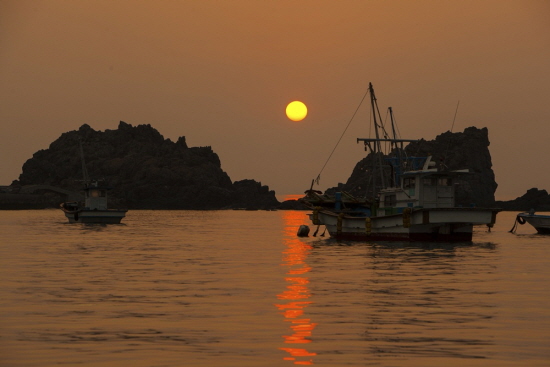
[1,209,549,367]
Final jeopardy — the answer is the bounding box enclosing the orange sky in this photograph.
[1,0,549,200]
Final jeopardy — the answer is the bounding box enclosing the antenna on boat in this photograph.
[450,100,460,133]
[442,100,461,169]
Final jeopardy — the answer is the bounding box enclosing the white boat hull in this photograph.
[310,207,499,242]
[517,213,550,234]
[63,209,127,224]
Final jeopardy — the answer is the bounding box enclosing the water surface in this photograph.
[1,210,549,366]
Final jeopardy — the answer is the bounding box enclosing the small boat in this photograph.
[512,210,550,234]
[60,141,127,224]
[300,83,501,242]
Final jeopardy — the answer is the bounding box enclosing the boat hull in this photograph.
[62,209,127,224]
[310,207,499,242]
[518,213,550,234]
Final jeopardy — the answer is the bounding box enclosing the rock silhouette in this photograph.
[5,124,542,211]
[496,188,550,211]
[15,121,279,209]
[327,126,498,207]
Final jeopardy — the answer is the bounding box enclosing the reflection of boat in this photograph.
[513,211,550,234]
[300,83,501,242]
[60,141,127,224]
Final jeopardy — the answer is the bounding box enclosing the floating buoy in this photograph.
[297,225,310,237]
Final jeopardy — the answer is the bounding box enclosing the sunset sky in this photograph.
[1,1,549,200]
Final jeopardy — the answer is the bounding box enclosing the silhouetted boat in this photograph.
[300,83,501,242]
[513,211,550,234]
[60,141,127,224]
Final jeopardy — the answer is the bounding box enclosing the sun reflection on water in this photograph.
[275,211,317,365]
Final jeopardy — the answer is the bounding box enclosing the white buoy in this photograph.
[297,225,310,237]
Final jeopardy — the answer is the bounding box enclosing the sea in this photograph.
[1,209,549,367]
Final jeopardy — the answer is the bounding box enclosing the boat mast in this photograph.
[368,83,383,153]
[389,107,399,149]
[368,83,387,196]
[389,107,402,185]
[358,83,418,195]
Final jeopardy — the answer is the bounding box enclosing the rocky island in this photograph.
[496,188,550,212]
[5,122,279,210]
[325,126,498,207]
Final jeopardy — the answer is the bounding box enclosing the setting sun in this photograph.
[286,101,308,122]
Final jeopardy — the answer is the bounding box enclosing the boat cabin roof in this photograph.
[83,181,112,191]
[400,169,469,178]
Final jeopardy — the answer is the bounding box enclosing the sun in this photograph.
[286,101,308,122]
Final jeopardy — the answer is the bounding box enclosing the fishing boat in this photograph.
[300,83,501,242]
[60,141,127,224]
[511,210,550,234]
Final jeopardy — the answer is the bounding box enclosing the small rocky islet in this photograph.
[6,122,278,210]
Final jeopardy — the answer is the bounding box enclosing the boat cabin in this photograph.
[83,181,110,210]
[377,156,468,216]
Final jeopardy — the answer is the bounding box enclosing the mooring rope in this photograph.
[509,214,526,233]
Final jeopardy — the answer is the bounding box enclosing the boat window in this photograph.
[384,194,396,206]
[90,189,107,197]
[403,178,415,189]
[423,178,438,186]
[438,178,452,186]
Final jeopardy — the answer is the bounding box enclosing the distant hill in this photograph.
[11,121,280,210]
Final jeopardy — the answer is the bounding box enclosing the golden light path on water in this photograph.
[276,210,317,365]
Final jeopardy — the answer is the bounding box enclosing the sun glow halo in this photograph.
[286,101,308,122]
